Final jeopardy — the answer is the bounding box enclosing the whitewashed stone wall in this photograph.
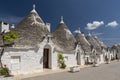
[62,48,84,67]
[2,50,43,75]
[63,53,77,67]
[113,50,117,59]
[1,38,58,75]
[80,54,85,65]
[51,51,58,69]
[99,54,104,63]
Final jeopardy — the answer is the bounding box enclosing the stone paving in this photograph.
[17,61,120,80]
[14,64,91,80]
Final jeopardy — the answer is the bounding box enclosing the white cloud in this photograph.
[85,21,104,30]
[92,32,103,36]
[106,21,118,27]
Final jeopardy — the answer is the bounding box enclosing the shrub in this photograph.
[105,56,108,62]
[58,53,66,69]
[60,62,66,69]
[0,65,10,76]
[58,53,64,60]
[111,57,115,61]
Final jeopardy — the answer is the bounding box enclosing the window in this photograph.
[11,56,21,64]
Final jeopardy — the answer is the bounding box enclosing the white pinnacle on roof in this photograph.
[74,27,81,33]
[94,36,98,39]
[29,4,45,24]
[60,16,64,23]
[114,44,118,46]
[31,4,37,13]
[88,32,92,36]
[78,27,81,33]
[11,24,15,28]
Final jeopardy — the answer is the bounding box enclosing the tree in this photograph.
[0,30,18,67]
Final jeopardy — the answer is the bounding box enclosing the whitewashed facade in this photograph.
[1,36,58,74]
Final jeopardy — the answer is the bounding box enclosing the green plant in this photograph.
[4,30,18,42]
[58,53,66,69]
[60,62,66,69]
[0,67,10,76]
[105,56,108,62]
[84,51,88,55]
[58,53,64,60]
[85,61,89,65]
[111,57,115,61]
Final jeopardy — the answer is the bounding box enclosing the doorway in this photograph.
[43,48,49,68]
[77,53,80,65]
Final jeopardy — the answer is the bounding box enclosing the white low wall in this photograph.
[80,54,85,65]
[63,53,77,67]
[2,50,43,75]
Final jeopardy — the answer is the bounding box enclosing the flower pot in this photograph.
[93,63,99,67]
[70,66,80,72]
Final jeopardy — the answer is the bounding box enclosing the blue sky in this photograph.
[0,0,120,46]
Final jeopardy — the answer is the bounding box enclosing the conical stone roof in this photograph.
[52,16,76,51]
[75,29,91,54]
[94,36,107,49]
[86,33,101,54]
[14,5,49,47]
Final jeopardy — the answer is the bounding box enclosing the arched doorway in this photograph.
[43,48,49,68]
[43,45,52,69]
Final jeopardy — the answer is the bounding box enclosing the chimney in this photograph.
[0,21,9,33]
[11,24,15,29]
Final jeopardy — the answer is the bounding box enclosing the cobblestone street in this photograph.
[21,61,120,80]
